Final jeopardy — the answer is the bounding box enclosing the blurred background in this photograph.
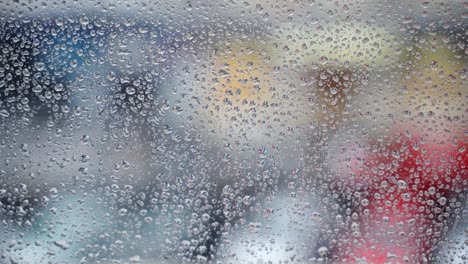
[0,0,466,263]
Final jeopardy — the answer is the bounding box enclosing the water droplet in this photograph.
[34,62,45,71]
[119,208,128,216]
[318,246,328,256]
[243,195,252,205]
[438,197,447,206]
[128,255,141,263]
[360,198,369,207]
[79,16,90,26]
[428,187,436,195]
[201,213,210,222]
[54,240,69,250]
[50,187,58,197]
[107,71,116,81]
[397,180,408,190]
[126,86,136,95]
[32,85,43,93]
[54,83,64,92]
[459,146,466,153]
[70,59,78,68]
[0,109,10,118]
[401,193,411,202]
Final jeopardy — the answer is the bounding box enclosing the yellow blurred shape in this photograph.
[401,43,465,117]
[210,42,273,111]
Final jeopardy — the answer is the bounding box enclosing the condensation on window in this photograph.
[0,1,466,263]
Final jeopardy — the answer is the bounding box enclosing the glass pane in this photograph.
[0,1,466,263]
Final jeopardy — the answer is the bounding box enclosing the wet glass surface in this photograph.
[0,1,466,263]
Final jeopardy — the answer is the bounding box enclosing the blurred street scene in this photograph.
[0,0,466,263]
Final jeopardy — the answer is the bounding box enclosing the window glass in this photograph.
[0,1,466,263]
